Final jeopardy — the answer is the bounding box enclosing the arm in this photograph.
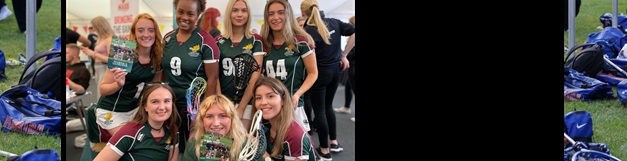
[339,33,355,71]
[342,33,355,57]
[93,144,123,161]
[203,62,219,98]
[78,35,91,48]
[292,53,318,107]
[99,68,126,96]
[67,78,85,93]
[81,37,111,62]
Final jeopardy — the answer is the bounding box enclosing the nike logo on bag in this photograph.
[577,123,587,129]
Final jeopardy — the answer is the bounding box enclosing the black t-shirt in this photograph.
[66,62,91,90]
[88,34,98,50]
[304,16,355,68]
[66,28,80,45]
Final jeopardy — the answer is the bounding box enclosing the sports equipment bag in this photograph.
[0,85,61,135]
[564,110,593,143]
[7,148,60,161]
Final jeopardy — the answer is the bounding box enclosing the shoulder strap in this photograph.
[18,50,61,82]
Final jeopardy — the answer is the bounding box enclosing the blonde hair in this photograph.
[222,0,252,39]
[192,94,247,161]
[349,16,355,25]
[91,16,114,42]
[261,0,315,54]
[252,77,294,157]
[300,0,331,45]
[129,13,164,70]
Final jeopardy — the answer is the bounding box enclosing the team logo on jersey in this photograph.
[165,36,171,43]
[218,37,225,44]
[104,112,113,125]
[284,44,294,56]
[243,43,253,54]
[166,136,171,145]
[189,44,201,57]
[137,133,145,141]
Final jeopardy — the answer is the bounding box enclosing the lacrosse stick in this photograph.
[564,133,622,161]
[238,110,266,161]
[187,77,207,122]
[603,54,627,76]
[232,53,260,103]
[0,150,17,158]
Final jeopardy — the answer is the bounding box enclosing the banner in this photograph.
[111,0,139,39]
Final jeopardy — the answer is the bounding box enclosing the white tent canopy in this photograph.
[66,0,355,34]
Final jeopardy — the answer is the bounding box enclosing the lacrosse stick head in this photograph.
[187,77,207,122]
[233,53,260,101]
[569,149,621,161]
[238,110,266,161]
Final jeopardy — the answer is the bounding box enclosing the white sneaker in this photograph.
[333,107,351,114]
[0,6,12,21]
[350,117,355,122]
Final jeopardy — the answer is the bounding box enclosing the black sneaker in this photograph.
[330,144,343,152]
[316,147,332,161]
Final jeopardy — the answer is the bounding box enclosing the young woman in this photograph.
[199,7,222,38]
[334,16,356,123]
[300,0,355,159]
[162,0,220,153]
[85,13,164,153]
[215,0,265,130]
[93,83,181,161]
[81,16,115,99]
[183,94,265,161]
[260,0,318,135]
[253,77,316,161]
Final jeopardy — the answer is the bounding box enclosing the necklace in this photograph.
[150,125,163,132]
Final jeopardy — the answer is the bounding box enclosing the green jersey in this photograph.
[262,36,314,107]
[97,60,157,112]
[108,122,178,161]
[162,27,220,106]
[264,121,316,161]
[216,34,265,102]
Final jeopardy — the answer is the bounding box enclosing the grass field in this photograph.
[564,0,627,159]
[0,0,61,159]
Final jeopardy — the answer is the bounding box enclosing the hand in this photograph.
[340,56,349,71]
[80,47,94,58]
[291,94,300,108]
[111,68,127,87]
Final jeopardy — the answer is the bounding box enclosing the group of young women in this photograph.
[76,0,354,160]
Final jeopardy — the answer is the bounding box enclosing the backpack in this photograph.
[564,110,593,143]
[7,148,60,161]
[565,43,606,77]
[18,50,63,102]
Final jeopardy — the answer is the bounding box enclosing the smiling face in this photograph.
[202,104,232,135]
[254,85,283,120]
[175,0,200,32]
[230,0,249,27]
[145,87,173,123]
[267,2,286,32]
[134,18,156,49]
